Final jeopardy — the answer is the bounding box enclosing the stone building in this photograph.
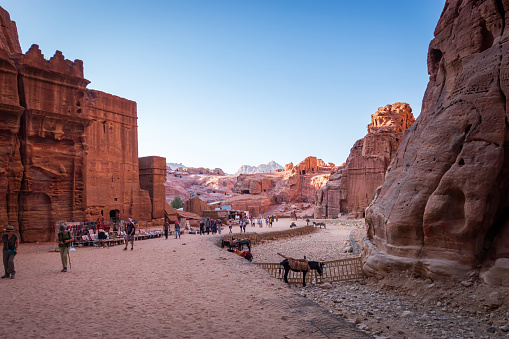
[0,6,165,241]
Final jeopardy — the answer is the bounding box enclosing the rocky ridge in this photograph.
[165,166,236,204]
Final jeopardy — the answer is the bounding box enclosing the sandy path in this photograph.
[1,220,369,339]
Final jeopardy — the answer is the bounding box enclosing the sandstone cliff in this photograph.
[230,156,333,216]
[0,6,163,241]
[364,0,509,285]
[315,103,414,219]
[165,166,236,204]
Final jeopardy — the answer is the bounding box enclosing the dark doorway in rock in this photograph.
[110,209,119,222]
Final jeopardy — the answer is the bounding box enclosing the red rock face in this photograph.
[0,6,164,241]
[315,103,414,219]
[230,156,333,216]
[85,89,153,224]
[0,7,21,54]
[165,168,236,205]
[14,45,90,242]
[221,194,274,216]
[364,0,509,282]
[0,8,23,230]
[139,156,167,220]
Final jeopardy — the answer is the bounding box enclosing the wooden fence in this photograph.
[217,225,316,247]
[254,257,365,285]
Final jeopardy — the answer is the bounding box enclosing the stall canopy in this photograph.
[165,203,179,223]
[176,210,201,220]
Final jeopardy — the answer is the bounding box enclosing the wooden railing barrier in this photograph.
[254,257,365,285]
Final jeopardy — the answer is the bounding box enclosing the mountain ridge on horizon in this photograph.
[234,161,283,176]
[166,162,186,170]
[167,161,283,175]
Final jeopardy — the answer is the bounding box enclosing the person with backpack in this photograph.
[2,225,19,279]
[174,221,181,239]
[57,225,73,272]
[124,219,135,250]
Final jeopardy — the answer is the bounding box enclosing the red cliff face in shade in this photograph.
[364,0,509,284]
[0,6,164,242]
[315,103,414,219]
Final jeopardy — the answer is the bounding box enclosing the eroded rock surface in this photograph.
[230,156,333,216]
[0,6,164,241]
[364,0,509,282]
[315,103,414,218]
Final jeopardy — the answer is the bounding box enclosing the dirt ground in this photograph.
[3,218,508,338]
[0,219,368,339]
[252,219,509,339]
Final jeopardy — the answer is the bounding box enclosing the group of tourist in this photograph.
[233,215,278,233]
[2,223,76,278]
[1,214,282,278]
[163,220,181,239]
[199,219,222,235]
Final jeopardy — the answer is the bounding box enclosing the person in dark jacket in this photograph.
[2,225,19,279]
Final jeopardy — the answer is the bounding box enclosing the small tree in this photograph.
[171,196,183,209]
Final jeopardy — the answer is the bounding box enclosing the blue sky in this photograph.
[2,0,445,174]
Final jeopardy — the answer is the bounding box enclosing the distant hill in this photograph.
[167,162,186,170]
[234,161,283,175]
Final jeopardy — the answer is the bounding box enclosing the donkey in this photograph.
[227,248,253,261]
[279,258,324,287]
[221,238,251,252]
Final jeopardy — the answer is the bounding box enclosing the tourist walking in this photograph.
[175,221,181,238]
[57,225,74,272]
[228,219,232,233]
[242,220,247,233]
[163,221,169,239]
[200,220,205,235]
[2,225,19,279]
[124,219,135,250]
[211,220,217,234]
[217,220,222,234]
[239,220,243,233]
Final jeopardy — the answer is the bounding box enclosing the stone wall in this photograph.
[218,225,316,246]
[184,197,210,215]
